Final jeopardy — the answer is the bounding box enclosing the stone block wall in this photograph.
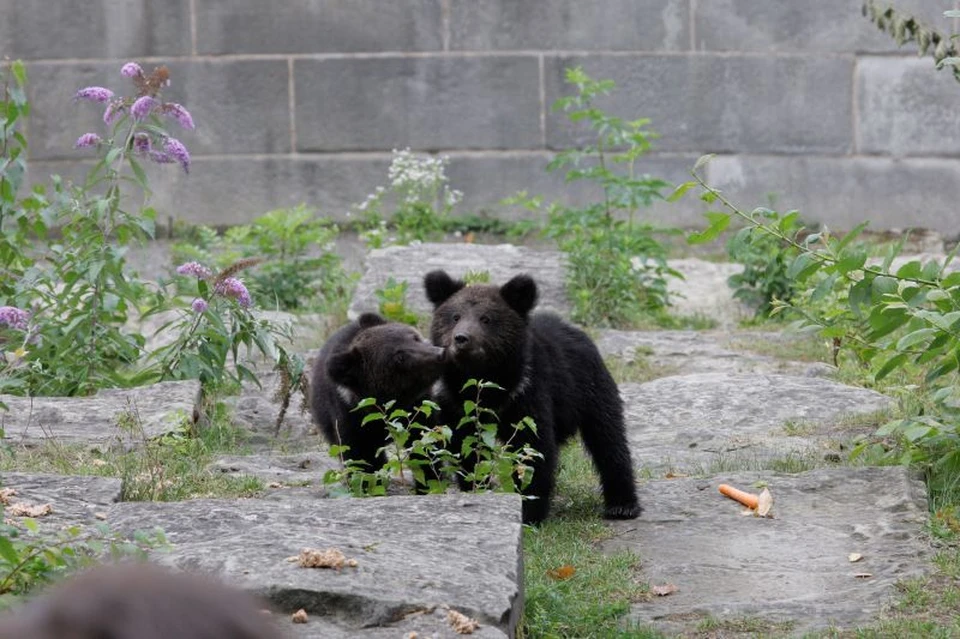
[4,0,960,232]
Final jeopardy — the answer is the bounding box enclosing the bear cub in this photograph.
[310,312,445,472]
[424,270,641,524]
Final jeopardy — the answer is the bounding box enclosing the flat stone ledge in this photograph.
[0,381,199,447]
[103,492,523,638]
[609,466,930,635]
[596,329,833,378]
[622,373,894,473]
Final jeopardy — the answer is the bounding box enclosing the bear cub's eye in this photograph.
[480,315,491,324]
[452,313,461,322]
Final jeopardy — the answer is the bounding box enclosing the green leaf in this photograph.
[0,535,19,565]
[666,181,697,203]
[687,212,730,245]
[354,397,377,410]
[692,154,715,173]
[896,328,938,351]
[11,60,27,87]
[875,352,907,381]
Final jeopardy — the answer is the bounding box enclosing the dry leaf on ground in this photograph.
[848,553,863,563]
[291,609,308,624]
[291,547,358,570]
[853,573,873,579]
[547,565,576,580]
[0,488,16,505]
[755,487,774,518]
[7,502,53,517]
[447,609,480,634]
[651,583,679,597]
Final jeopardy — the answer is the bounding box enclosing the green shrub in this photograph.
[515,67,679,328]
[171,205,352,315]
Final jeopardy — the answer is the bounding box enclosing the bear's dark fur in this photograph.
[310,312,446,471]
[0,562,283,639]
[424,270,641,524]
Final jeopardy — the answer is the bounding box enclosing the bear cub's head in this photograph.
[424,270,538,370]
[327,313,445,404]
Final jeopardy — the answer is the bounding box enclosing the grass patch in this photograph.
[0,407,264,502]
[605,354,679,385]
[519,443,661,638]
[726,332,834,364]
[694,615,797,637]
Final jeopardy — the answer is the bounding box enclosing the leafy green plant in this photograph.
[171,206,352,314]
[322,397,453,497]
[454,380,542,494]
[141,258,296,393]
[353,148,462,247]
[726,211,805,318]
[0,61,197,397]
[863,2,960,80]
[0,504,167,608]
[679,154,960,503]
[515,67,679,328]
[374,277,422,326]
[322,380,541,498]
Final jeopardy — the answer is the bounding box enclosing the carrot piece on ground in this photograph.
[718,483,759,509]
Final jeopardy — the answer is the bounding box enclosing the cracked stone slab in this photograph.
[0,381,199,447]
[101,492,522,638]
[607,466,930,636]
[348,242,571,320]
[210,450,336,487]
[623,373,893,473]
[0,473,121,526]
[596,329,834,378]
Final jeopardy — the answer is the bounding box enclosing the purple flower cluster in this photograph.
[163,137,191,173]
[0,306,30,331]
[120,62,143,79]
[72,61,196,175]
[175,263,254,310]
[74,86,114,103]
[175,261,213,280]
[162,103,195,131]
[214,278,253,308]
[131,95,158,122]
[75,133,102,149]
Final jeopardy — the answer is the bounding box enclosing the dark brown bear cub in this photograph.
[310,312,445,472]
[424,270,641,525]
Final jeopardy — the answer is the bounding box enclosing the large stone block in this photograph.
[25,59,291,161]
[195,0,444,54]
[294,57,541,152]
[704,154,960,233]
[544,55,853,155]
[444,151,702,223]
[449,0,689,51]
[693,0,954,52]
[0,0,190,60]
[28,150,706,230]
[858,57,960,156]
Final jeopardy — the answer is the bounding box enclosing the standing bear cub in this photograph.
[424,270,641,524]
[310,312,445,472]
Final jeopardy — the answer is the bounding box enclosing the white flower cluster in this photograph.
[387,148,462,208]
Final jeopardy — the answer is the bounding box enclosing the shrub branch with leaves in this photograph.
[678,154,960,499]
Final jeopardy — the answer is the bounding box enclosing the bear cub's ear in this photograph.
[500,274,538,317]
[327,349,360,388]
[357,312,388,329]
[424,270,466,307]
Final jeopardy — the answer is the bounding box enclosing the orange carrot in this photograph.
[718,483,759,509]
